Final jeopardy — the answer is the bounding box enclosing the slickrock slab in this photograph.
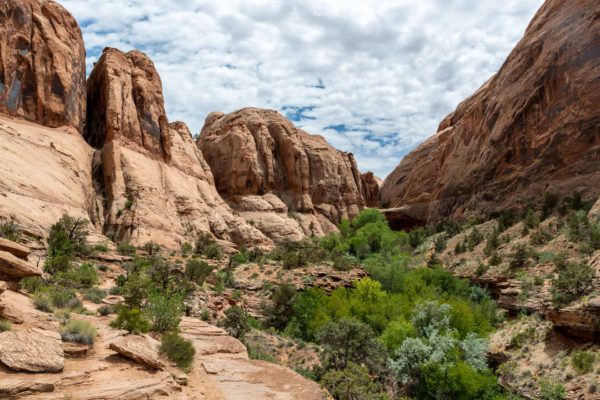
[0,378,54,398]
[0,250,42,279]
[179,317,247,357]
[0,238,30,260]
[108,335,165,370]
[0,328,64,372]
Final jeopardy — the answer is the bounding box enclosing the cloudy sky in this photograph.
[62,0,544,178]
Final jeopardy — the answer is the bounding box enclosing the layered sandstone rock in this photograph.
[360,172,381,208]
[198,108,365,241]
[85,48,272,249]
[380,0,600,228]
[0,328,64,372]
[0,0,86,132]
[0,116,102,240]
[108,335,165,370]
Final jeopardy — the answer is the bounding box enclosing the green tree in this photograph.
[223,306,250,340]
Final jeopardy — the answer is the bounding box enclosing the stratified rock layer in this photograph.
[0,329,64,372]
[360,172,381,208]
[85,48,272,249]
[380,0,600,227]
[0,0,86,132]
[198,108,365,240]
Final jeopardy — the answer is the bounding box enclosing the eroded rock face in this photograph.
[85,49,272,249]
[198,108,365,240]
[0,0,86,132]
[86,48,170,161]
[360,172,381,208]
[0,250,41,281]
[380,0,600,227]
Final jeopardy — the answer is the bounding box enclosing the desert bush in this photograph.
[466,227,483,250]
[530,226,553,245]
[48,214,89,259]
[333,254,358,271]
[122,272,151,309]
[60,320,97,345]
[321,362,384,400]
[159,332,195,372]
[571,351,595,374]
[117,240,136,256]
[489,251,502,266]
[110,307,150,334]
[144,290,184,333]
[0,320,12,332]
[141,241,161,255]
[542,192,559,218]
[82,287,106,304]
[185,259,213,285]
[180,242,193,257]
[56,262,99,288]
[0,220,21,242]
[33,294,53,312]
[539,377,566,400]
[223,305,250,340]
[97,305,114,316]
[552,263,595,307]
[509,244,533,269]
[19,277,47,294]
[265,284,297,330]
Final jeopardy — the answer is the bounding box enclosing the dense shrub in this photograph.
[159,333,195,372]
[185,258,214,286]
[144,290,184,333]
[97,305,114,316]
[60,320,97,344]
[141,241,161,255]
[265,284,297,330]
[117,240,136,256]
[321,362,385,400]
[81,287,106,304]
[0,320,12,332]
[0,220,21,242]
[552,263,595,307]
[539,377,566,400]
[47,214,89,259]
[122,272,151,309]
[19,277,47,294]
[223,305,250,340]
[571,351,595,374]
[110,307,150,334]
[509,244,533,270]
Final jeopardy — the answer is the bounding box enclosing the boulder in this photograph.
[108,335,165,370]
[0,250,42,280]
[0,237,30,260]
[0,328,64,372]
[0,0,86,132]
[380,0,600,227]
[0,379,54,398]
[198,108,366,239]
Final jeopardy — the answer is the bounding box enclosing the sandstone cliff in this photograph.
[380,0,600,228]
[0,0,86,132]
[84,48,272,249]
[198,108,366,241]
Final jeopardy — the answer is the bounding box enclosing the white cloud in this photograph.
[62,0,544,178]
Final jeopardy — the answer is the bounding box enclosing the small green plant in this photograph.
[33,294,53,312]
[60,320,97,345]
[223,305,250,340]
[203,243,223,260]
[571,351,595,374]
[0,320,12,332]
[81,287,106,304]
[54,309,71,325]
[92,242,109,253]
[142,241,161,255]
[19,277,47,294]
[509,244,532,269]
[552,263,595,307]
[110,308,150,334]
[144,290,184,333]
[185,259,213,286]
[0,220,21,242]
[97,305,114,316]
[489,251,502,266]
[539,377,566,400]
[181,242,193,257]
[159,333,196,372]
[117,241,136,256]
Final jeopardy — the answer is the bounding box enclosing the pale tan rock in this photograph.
[198,108,366,241]
[0,328,64,372]
[0,281,7,294]
[0,0,86,132]
[0,250,42,279]
[108,335,165,370]
[0,378,54,398]
[0,238,30,260]
[380,0,600,227]
[0,116,102,241]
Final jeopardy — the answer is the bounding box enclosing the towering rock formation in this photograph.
[380,0,600,228]
[0,0,86,132]
[85,48,271,249]
[360,172,381,208]
[198,108,366,241]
